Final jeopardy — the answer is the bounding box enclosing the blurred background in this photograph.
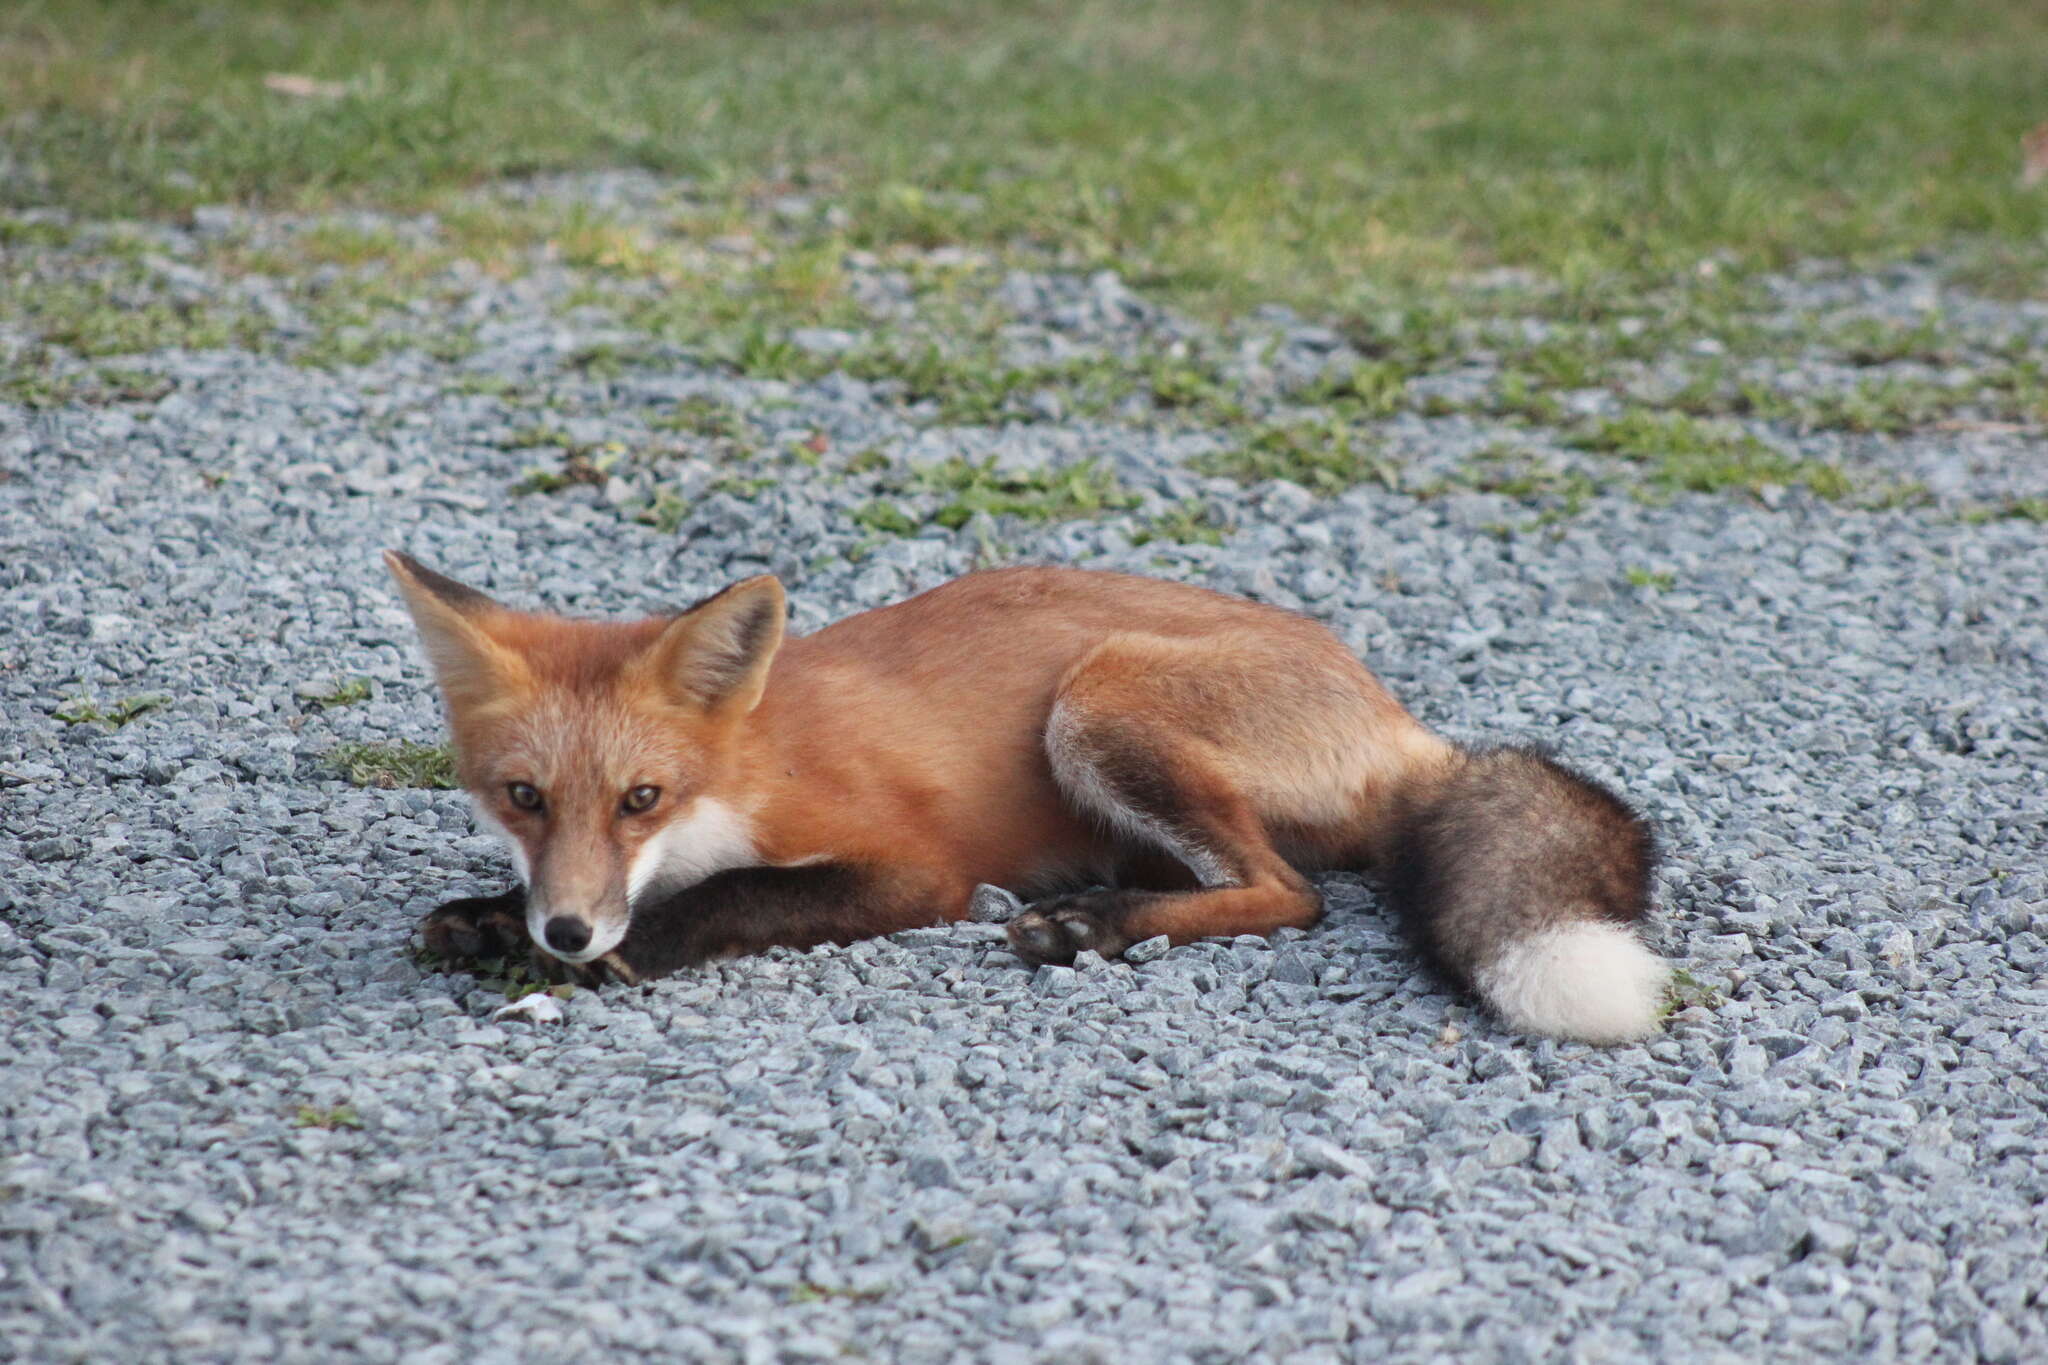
[6,0,2044,314]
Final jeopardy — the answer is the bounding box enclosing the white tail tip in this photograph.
[1474,922,1669,1045]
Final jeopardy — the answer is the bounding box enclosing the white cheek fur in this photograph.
[626,797,760,903]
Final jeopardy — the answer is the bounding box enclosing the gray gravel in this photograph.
[4,180,2047,1363]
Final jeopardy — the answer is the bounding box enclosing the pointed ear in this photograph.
[383,551,525,709]
[645,576,786,715]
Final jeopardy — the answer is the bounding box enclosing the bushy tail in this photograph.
[1384,746,1667,1045]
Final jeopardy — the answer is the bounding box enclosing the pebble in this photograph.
[0,174,2042,1365]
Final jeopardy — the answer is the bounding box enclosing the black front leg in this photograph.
[419,865,960,986]
[609,863,957,982]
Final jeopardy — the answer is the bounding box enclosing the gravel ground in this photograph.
[4,180,2046,1363]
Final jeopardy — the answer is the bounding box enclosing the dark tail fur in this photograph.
[1385,746,1666,1043]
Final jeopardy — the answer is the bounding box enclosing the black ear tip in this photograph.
[386,553,497,613]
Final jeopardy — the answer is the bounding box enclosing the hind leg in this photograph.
[1007,666,1323,966]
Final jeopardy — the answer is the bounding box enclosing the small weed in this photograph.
[1300,359,1409,418]
[1660,968,1725,1019]
[305,677,371,708]
[716,326,824,382]
[1794,376,1955,435]
[294,1103,364,1130]
[295,224,406,268]
[567,341,653,379]
[850,345,1037,425]
[1427,446,1599,530]
[1144,356,1238,416]
[18,279,260,357]
[0,216,73,248]
[634,489,689,534]
[1573,411,1850,501]
[53,694,169,727]
[326,740,457,789]
[0,361,170,409]
[1625,567,1676,591]
[788,1283,887,1305]
[908,456,1138,529]
[1195,418,1394,495]
[1832,315,1957,368]
[1132,500,1232,546]
[514,447,616,494]
[296,325,406,370]
[553,208,668,275]
[502,424,575,451]
[1961,497,2048,524]
[654,396,749,443]
[852,500,920,536]
[1338,306,1460,372]
[1520,333,1608,389]
[1487,371,1567,425]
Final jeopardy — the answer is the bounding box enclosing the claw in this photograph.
[1007,909,1076,966]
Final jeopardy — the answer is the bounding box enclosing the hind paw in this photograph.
[1006,895,1132,966]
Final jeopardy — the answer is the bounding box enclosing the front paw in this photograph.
[1006,894,1132,966]
[421,889,528,961]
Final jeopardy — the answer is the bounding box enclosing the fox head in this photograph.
[384,551,784,965]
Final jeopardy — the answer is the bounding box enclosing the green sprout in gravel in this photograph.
[304,677,371,708]
[326,740,457,790]
[654,396,751,443]
[1133,501,1233,547]
[1659,968,1726,1020]
[53,694,169,727]
[1962,497,2048,524]
[1625,567,1677,591]
[907,457,1138,529]
[852,500,921,537]
[294,1104,364,1131]
[1574,411,1854,501]
[1195,418,1396,495]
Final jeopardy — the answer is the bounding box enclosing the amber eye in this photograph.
[621,785,661,815]
[507,782,544,812]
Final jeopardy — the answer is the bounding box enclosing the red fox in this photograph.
[387,553,1668,1044]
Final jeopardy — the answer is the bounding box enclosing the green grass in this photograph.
[53,693,170,727]
[0,362,171,409]
[1195,418,1396,495]
[7,1,2046,315]
[1573,410,1858,501]
[1132,500,1232,547]
[304,677,372,708]
[788,1282,888,1306]
[293,1103,363,1130]
[1962,497,2048,524]
[907,456,1138,529]
[1659,968,1726,1020]
[326,740,458,789]
[5,276,263,357]
[1625,567,1677,591]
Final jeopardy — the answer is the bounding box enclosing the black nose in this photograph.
[543,916,592,955]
